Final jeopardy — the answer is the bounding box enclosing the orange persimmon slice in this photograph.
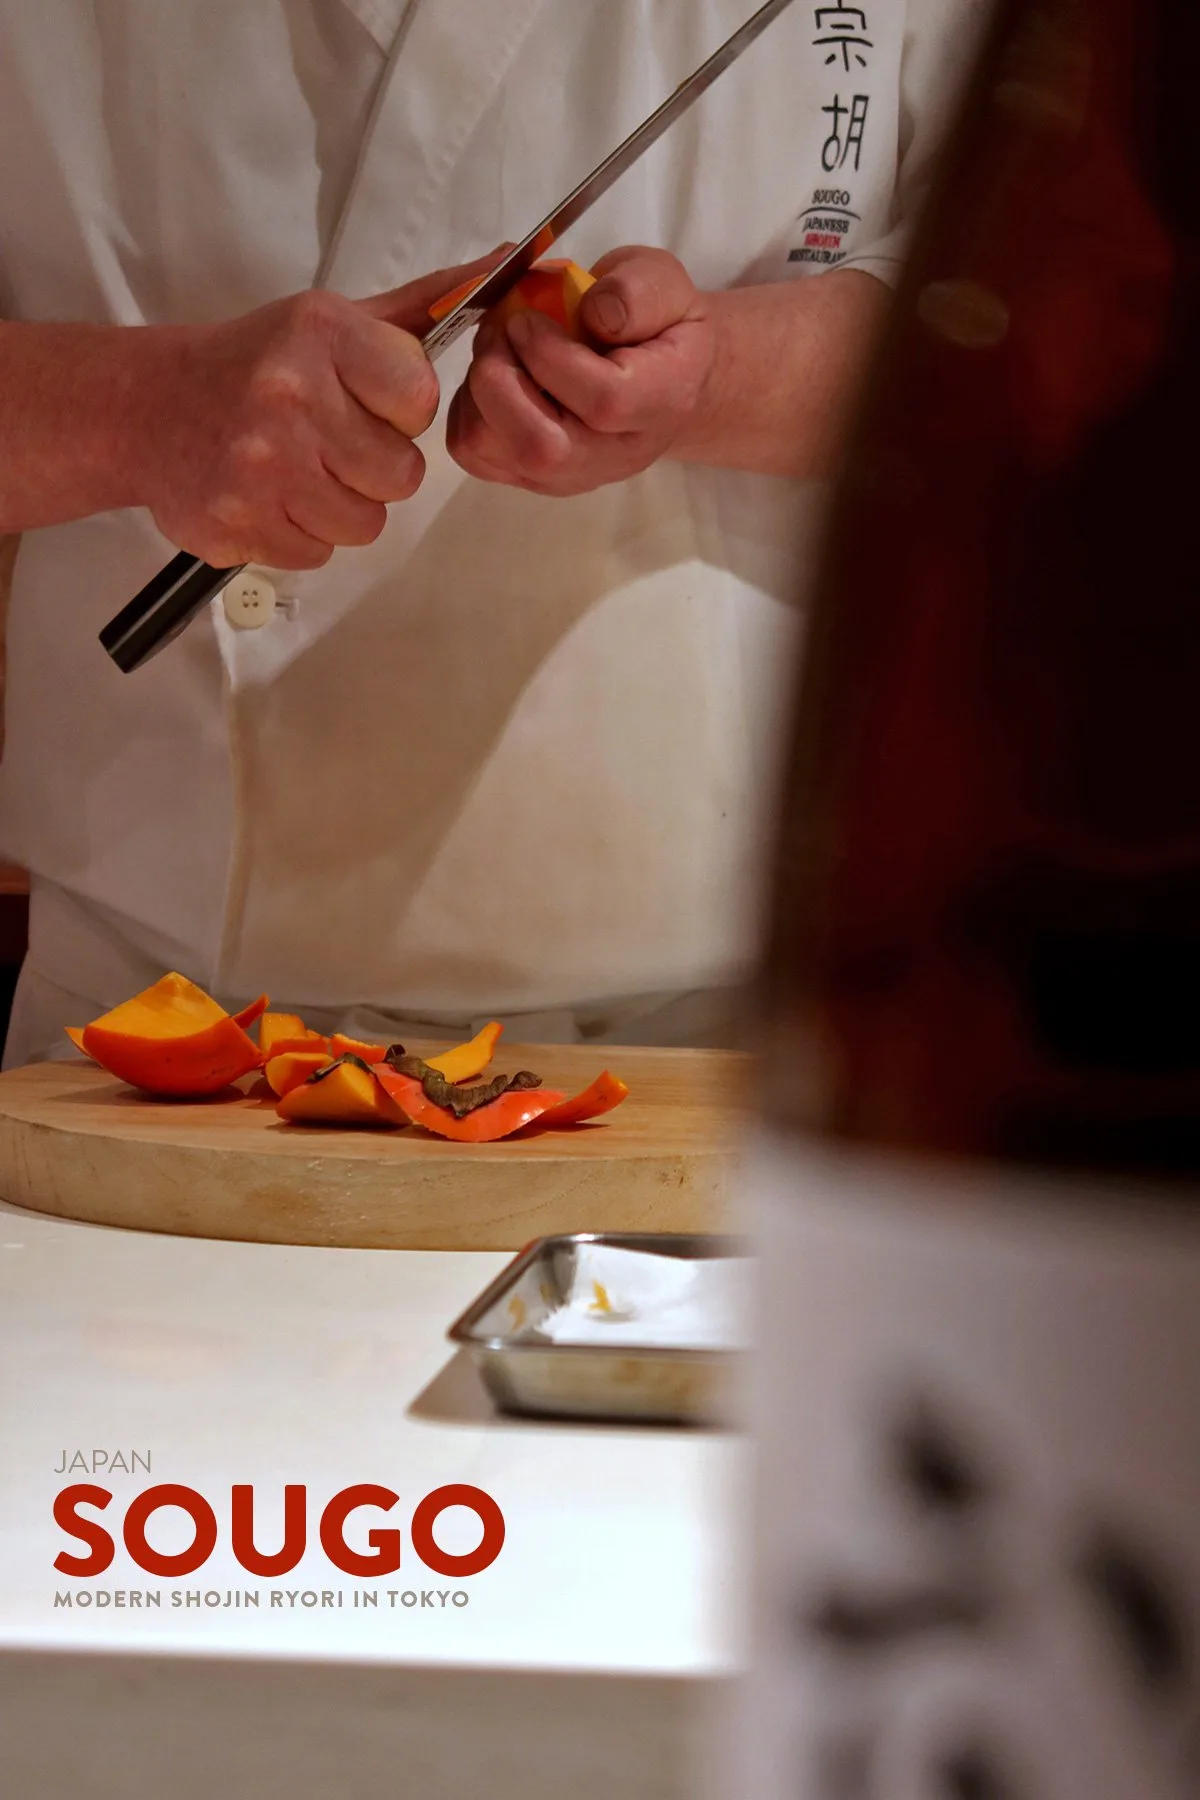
[328,1033,388,1063]
[76,972,261,1096]
[495,259,596,338]
[533,1072,629,1128]
[428,271,488,322]
[265,1034,332,1059]
[429,260,596,339]
[424,1022,503,1085]
[258,1012,326,1058]
[231,994,270,1032]
[264,1050,335,1098]
[277,1057,406,1128]
[317,1024,504,1078]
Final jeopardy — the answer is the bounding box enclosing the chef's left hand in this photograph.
[446,247,716,495]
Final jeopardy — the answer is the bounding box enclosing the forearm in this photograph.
[0,320,180,531]
[674,269,892,481]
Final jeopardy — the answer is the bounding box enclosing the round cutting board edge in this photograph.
[0,1051,745,1250]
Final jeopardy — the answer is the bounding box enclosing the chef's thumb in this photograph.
[358,245,515,335]
[580,249,698,347]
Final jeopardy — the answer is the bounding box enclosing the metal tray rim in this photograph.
[447,1230,749,1359]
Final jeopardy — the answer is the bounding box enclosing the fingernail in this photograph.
[590,292,627,336]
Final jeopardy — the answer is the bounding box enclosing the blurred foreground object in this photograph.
[737,0,1200,1794]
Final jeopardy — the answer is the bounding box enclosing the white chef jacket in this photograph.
[0,0,983,1062]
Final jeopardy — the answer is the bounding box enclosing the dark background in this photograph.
[0,869,28,1051]
[1,535,27,1052]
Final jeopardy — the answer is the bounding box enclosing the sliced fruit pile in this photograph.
[66,975,629,1141]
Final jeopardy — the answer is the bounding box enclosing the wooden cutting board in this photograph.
[0,1046,748,1250]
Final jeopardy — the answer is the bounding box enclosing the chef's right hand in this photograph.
[141,254,502,570]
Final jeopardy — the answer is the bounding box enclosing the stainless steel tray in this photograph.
[448,1232,747,1426]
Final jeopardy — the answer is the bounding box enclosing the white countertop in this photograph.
[0,1201,748,1797]
[0,1199,746,1678]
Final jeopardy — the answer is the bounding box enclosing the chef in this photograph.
[0,0,981,1064]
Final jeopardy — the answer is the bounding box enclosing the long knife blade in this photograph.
[422,0,800,359]
[101,0,800,672]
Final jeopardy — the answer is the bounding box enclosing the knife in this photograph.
[100,0,800,673]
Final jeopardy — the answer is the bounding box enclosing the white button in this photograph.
[222,571,277,630]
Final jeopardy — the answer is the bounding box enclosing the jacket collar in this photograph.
[319,0,552,299]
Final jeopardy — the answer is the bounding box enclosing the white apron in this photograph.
[0,0,983,1061]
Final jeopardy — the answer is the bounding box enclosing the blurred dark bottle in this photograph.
[737,0,1200,1794]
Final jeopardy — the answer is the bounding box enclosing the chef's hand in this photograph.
[445,248,717,496]
[142,253,503,570]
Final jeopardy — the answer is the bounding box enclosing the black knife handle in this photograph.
[100,553,244,673]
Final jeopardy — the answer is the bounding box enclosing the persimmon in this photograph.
[429,259,597,341]
[72,973,261,1096]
